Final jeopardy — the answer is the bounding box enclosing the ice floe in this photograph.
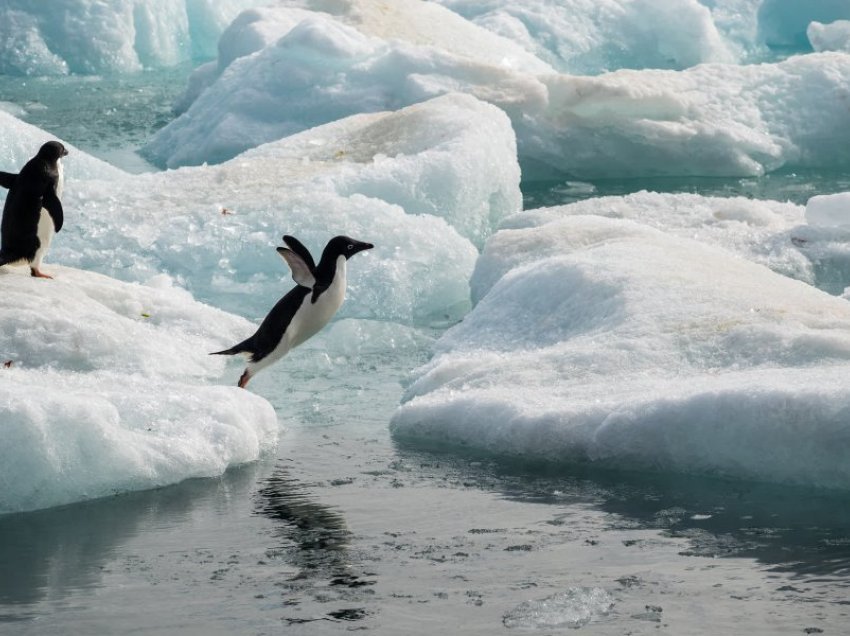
[0,265,278,514]
[391,213,850,489]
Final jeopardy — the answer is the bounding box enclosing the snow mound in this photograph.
[391,214,850,490]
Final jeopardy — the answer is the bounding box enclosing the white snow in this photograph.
[806,193,850,228]
[0,265,278,514]
[391,213,850,489]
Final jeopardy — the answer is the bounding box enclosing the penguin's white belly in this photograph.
[32,208,55,267]
[249,258,348,373]
[32,159,61,268]
[291,275,346,348]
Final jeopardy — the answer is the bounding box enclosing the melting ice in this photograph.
[3,0,850,514]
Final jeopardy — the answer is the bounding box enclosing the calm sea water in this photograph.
[1,67,850,635]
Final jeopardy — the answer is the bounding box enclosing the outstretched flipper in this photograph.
[0,172,17,190]
[276,246,316,288]
[282,235,316,272]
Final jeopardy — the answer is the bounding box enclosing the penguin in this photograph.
[0,141,68,279]
[212,234,374,388]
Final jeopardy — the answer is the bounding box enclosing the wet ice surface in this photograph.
[2,339,850,635]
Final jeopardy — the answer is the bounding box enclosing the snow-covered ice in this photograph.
[0,265,278,514]
[391,212,850,489]
[3,91,519,323]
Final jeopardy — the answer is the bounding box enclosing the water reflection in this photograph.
[393,439,850,579]
[255,467,351,571]
[0,464,261,620]
[254,464,375,625]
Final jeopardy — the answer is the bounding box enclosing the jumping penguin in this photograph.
[212,234,374,388]
[0,141,68,279]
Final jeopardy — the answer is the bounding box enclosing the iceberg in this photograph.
[0,0,271,76]
[0,265,278,515]
[391,212,850,489]
[143,0,850,181]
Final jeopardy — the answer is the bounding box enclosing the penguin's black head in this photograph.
[324,235,374,260]
[38,141,69,163]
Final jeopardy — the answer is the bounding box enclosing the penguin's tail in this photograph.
[210,338,252,357]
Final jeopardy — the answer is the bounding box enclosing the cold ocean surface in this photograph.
[3,1,850,634]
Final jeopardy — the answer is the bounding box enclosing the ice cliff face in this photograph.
[0,0,271,75]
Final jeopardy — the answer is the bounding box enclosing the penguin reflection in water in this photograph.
[0,141,68,278]
[212,235,374,388]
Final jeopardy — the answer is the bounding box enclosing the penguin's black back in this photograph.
[213,285,311,362]
[0,146,63,262]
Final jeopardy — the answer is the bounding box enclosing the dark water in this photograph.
[523,170,850,210]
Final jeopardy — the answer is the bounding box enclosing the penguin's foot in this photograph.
[30,267,53,279]
[238,370,252,389]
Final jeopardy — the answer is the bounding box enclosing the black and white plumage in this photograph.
[0,141,68,279]
[212,234,374,388]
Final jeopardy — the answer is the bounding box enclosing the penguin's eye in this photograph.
[347,244,353,250]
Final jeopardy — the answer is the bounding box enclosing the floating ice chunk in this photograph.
[503,587,614,630]
[0,265,278,515]
[391,215,850,489]
[806,193,850,227]
[808,20,850,52]
[758,0,850,50]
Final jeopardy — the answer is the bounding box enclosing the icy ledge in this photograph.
[391,214,850,490]
[0,266,278,515]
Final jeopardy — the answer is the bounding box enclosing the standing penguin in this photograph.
[212,234,374,388]
[0,140,68,279]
